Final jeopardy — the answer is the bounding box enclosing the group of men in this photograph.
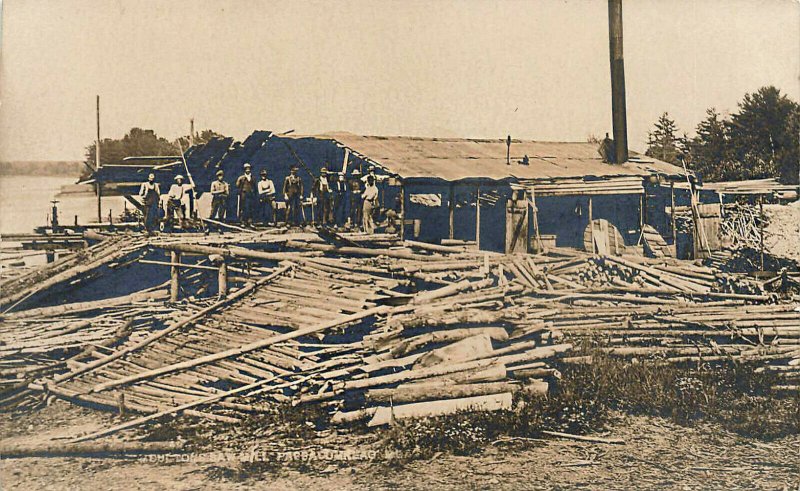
[138,163,382,232]
[138,172,195,232]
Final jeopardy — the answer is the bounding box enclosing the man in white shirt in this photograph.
[138,173,161,232]
[167,174,193,228]
[209,169,230,221]
[362,174,379,234]
[257,169,276,225]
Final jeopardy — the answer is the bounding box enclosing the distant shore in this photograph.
[0,161,84,177]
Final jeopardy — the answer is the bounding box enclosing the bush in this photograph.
[384,353,799,459]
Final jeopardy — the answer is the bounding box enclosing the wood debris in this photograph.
[0,228,796,442]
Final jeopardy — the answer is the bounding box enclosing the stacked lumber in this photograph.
[499,250,771,303]
[530,302,800,391]
[720,203,765,249]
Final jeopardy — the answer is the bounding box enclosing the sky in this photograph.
[0,0,798,162]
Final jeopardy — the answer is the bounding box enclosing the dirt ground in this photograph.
[0,400,798,490]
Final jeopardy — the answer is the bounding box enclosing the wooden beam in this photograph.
[449,183,455,240]
[218,262,228,298]
[588,196,594,253]
[170,251,181,302]
[475,185,481,250]
[123,195,145,213]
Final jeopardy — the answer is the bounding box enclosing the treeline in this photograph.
[645,86,799,184]
[0,161,84,176]
[81,127,225,179]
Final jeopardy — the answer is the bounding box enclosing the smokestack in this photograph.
[608,0,628,163]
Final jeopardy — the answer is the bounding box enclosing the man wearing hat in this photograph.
[362,174,379,234]
[257,169,276,225]
[360,165,378,184]
[312,168,332,225]
[138,173,161,232]
[209,169,230,221]
[332,172,347,227]
[348,169,363,229]
[167,174,192,228]
[235,163,257,226]
[282,166,304,226]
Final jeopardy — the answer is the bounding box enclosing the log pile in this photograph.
[719,203,766,249]
[0,227,797,443]
[528,302,800,391]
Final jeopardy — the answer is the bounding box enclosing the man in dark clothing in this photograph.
[235,163,257,226]
[138,173,161,232]
[332,173,347,227]
[282,166,304,226]
[313,168,332,225]
[348,169,363,229]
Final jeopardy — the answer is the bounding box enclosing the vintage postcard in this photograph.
[0,1,798,489]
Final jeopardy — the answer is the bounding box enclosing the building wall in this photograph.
[534,193,642,249]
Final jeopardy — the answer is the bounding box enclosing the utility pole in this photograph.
[96,95,102,222]
[608,0,629,164]
[190,118,195,147]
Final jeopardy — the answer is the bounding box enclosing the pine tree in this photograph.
[689,108,732,181]
[645,112,686,164]
[726,86,800,184]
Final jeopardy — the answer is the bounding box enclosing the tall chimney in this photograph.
[608,0,628,163]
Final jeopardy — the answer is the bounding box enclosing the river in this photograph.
[0,175,127,235]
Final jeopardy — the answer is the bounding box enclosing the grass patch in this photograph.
[384,353,799,458]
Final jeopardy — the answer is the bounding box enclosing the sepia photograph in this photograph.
[0,0,798,489]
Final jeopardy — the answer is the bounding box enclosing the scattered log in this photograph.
[366,392,513,426]
[0,440,185,458]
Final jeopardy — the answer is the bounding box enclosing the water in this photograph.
[0,175,127,234]
[0,175,127,267]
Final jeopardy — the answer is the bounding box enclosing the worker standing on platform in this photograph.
[332,172,347,227]
[235,163,257,227]
[348,169,363,229]
[362,174,379,234]
[283,166,304,226]
[313,168,332,225]
[138,173,161,233]
[209,169,229,221]
[167,175,192,229]
[257,169,276,225]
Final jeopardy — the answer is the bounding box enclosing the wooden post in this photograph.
[639,194,644,228]
[670,181,677,252]
[449,183,455,240]
[218,261,228,298]
[759,195,765,271]
[189,118,195,147]
[399,184,405,240]
[530,187,543,252]
[96,95,102,223]
[475,185,481,249]
[170,251,181,302]
[588,196,594,253]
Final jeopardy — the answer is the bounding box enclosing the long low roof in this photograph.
[312,133,686,181]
